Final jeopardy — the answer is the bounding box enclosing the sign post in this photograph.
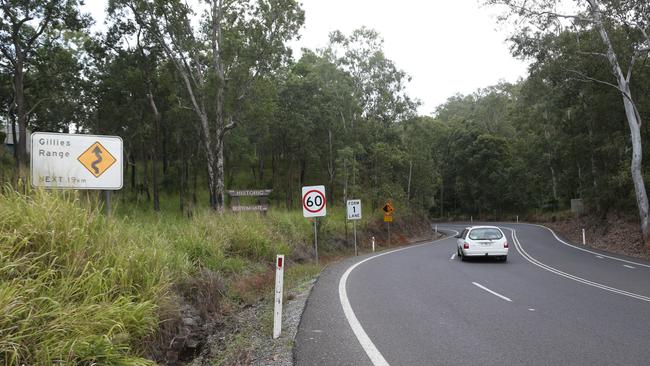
[346,199,361,256]
[302,185,327,265]
[382,201,394,246]
[273,255,284,339]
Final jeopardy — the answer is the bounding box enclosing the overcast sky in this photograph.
[83,0,529,115]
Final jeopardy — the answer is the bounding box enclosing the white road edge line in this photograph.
[338,235,452,366]
[472,282,513,302]
[624,265,635,269]
[529,224,650,268]
[502,227,650,302]
[450,253,456,260]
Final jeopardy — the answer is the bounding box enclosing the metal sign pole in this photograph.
[353,220,358,256]
[388,221,391,247]
[105,190,111,216]
[314,219,319,265]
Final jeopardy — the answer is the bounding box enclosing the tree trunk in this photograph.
[180,150,186,212]
[299,157,306,187]
[144,155,151,201]
[130,153,136,192]
[440,176,444,218]
[407,160,413,205]
[152,152,160,211]
[14,54,28,181]
[215,135,226,210]
[327,128,335,203]
[550,166,558,202]
[258,149,265,183]
[588,0,650,247]
[147,93,162,211]
[162,129,169,175]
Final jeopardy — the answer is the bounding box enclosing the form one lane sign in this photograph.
[302,185,326,218]
[31,132,123,190]
[347,199,361,220]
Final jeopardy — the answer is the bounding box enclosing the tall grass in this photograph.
[0,189,332,365]
[0,189,166,365]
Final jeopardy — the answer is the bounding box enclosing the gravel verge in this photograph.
[249,279,316,366]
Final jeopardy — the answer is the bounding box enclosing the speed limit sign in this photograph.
[302,185,327,218]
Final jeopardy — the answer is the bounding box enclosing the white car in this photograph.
[456,226,508,262]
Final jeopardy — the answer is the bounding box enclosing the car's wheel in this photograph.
[502,255,508,262]
[457,247,461,257]
[461,252,468,262]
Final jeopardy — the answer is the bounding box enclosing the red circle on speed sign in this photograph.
[303,189,326,213]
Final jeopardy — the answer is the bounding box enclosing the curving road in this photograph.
[294,223,650,365]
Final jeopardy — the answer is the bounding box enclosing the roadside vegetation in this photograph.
[2,0,650,364]
[0,188,429,365]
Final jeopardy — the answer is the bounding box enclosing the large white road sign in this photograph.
[31,132,123,190]
[302,185,326,218]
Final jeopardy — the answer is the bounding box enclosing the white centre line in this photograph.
[502,227,650,302]
[450,253,456,260]
[472,282,513,302]
[624,265,636,269]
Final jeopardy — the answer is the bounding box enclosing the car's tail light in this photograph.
[463,242,470,249]
[504,241,509,248]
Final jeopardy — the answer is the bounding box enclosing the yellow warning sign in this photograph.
[382,202,394,214]
[78,141,117,178]
[384,214,393,222]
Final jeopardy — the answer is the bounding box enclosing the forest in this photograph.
[3,1,650,364]
[1,0,649,240]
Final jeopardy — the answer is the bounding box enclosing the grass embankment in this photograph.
[0,189,431,365]
[0,190,312,365]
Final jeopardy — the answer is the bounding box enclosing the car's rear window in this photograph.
[469,228,503,240]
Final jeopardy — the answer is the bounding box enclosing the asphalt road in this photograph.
[294,223,650,365]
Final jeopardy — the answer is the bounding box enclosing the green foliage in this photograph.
[0,189,163,365]
[0,189,357,364]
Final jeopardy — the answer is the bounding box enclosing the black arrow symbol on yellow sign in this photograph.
[91,146,103,175]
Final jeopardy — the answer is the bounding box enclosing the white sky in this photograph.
[83,0,529,115]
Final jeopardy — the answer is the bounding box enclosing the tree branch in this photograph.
[504,3,592,23]
[0,44,16,67]
[25,97,49,116]
[565,68,623,92]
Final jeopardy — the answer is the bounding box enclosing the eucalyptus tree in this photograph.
[109,0,304,211]
[325,27,419,126]
[487,0,650,246]
[0,0,88,179]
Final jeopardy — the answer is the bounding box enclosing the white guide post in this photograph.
[273,255,285,339]
[582,229,586,245]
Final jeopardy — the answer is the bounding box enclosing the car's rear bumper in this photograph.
[462,248,508,257]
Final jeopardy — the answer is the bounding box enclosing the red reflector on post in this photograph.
[278,257,283,268]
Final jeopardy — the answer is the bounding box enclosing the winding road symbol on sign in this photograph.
[78,141,117,178]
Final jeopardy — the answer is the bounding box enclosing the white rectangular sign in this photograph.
[30,132,123,190]
[302,185,326,218]
[347,199,362,220]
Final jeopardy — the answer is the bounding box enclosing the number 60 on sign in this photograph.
[302,185,326,218]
